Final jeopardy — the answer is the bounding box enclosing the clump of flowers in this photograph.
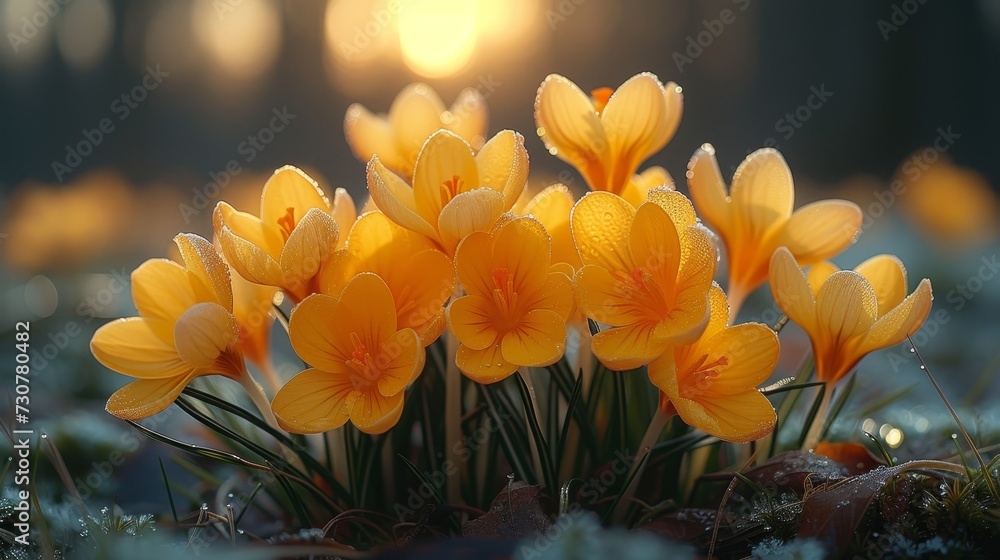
[88,73,948,557]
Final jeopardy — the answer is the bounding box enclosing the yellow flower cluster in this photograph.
[91,72,933,443]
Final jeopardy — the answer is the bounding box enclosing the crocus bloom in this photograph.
[572,188,716,370]
[319,212,455,346]
[448,215,573,383]
[517,184,582,271]
[367,129,529,255]
[649,284,778,443]
[534,72,682,197]
[687,145,863,318]
[91,234,246,420]
[230,269,277,374]
[770,247,933,384]
[345,83,488,179]
[214,166,357,303]
[272,273,425,434]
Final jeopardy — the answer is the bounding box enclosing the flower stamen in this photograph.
[277,207,296,241]
[440,175,464,206]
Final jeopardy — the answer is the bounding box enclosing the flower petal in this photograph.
[521,184,580,269]
[700,283,730,341]
[347,389,405,434]
[806,261,840,298]
[447,86,489,149]
[91,318,190,379]
[686,144,731,232]
[700,323,779,393]
[413,130,480,226]
[174,302,239,370]
[131,258,199,343]
[501,308,567,367]
[780,200,862,265]
[476,130,529,210]
[333,272,398,351]
[456,339,516,384]
[860,278,932,353]
[673,388,776,443]
[389,82,448,173]
[279,207,339,293]
[366,156,439,240]
[623,165,674,207]
[729,148,794,239]
[288,293,345,371]
[260,166,330,228]
[376,328,424,397]
[272,368,353,433]
[416,311,447,346]
[591,322,665,371]
[534,74,608,188]
[454,230,494,297]
[574,265,647,325]
[437,188,505,255]
[769,247,817,332]
[217,224,283,288]
[344,103,401,173]
[524,270,574,320]
[331,188,358,245]
[854,254,908,315]
[448,295,500,351]
[646,188,697,228]
[816,271,878,345]
[490,215,551,297]
[570,191,635,271]
[174,233,233,310]
[106,372,198,421]
[214,201,283,259]
[601,72,673,191]
[630,202,680,296]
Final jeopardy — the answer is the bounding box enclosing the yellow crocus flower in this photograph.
[447,215,574,383]
[272,273,425,434]
[319,212,455,346]
[534,72,682,197]
[687,145,863,319]
[366,129,529,256]
[649,284,778,443]
[572,188,716,371]
[91,234,246,420]
[214,165,357,303]
[345,83,488,179]
[770,247,933,384]
[517,183,582,272]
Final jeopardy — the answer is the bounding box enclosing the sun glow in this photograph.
[398,0,477,78]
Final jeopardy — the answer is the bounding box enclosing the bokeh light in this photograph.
[398,0,477,78]
[191,0,282,86]
[56,0,115,72]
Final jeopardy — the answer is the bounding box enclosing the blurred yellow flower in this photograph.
[448,215,573,383]
[214,166,357,303]
[534,72,682,197]
[345,83,488,179]
[770,247,933,384]
[320,212,455,346]
[91,234,245,420]
[517,183,582,271]
[273,273,425,434]
[899,157,999,247]
[367,129,528,255]
[688,145,862,318]
[622,166,674,208]
[649,284,778,443]
[231,270,277,375]
[572,188,716,370]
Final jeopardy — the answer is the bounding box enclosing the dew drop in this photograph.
[548,147,558,156]
[909,347,916,353]
[40,432,47,439]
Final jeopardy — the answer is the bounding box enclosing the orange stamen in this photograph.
[277,207,296,241]
[591,87,614,115]
[491,267,517,317]
[440,175,464,205]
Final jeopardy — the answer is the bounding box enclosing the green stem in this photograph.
[613,406,669,523]
[445,326,463,504]
[802,383,833,452]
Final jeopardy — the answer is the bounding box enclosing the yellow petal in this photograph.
[91,318,190,379]
[490,215,551,297]
[279,207,339,292]
[769,247,816,332]
[700,283,730,341]
[332,272,398,351]
[665,226,717,342]
[174,233,233,310]
[389,82,448,173]
[413,130,480,226]
[475,130,529,210]
[448,295,500,351]
[815,271,878,344]
[347,388,405,434]
[454,230,494,297]
[521,184,580,270]
[592,322,665,371]
[501,309,567,367]
[860,279,932,353]
[416,311,447,346]
[601,72,673,191]
[288,293,345,372]
[217,225,283,287]
[456,339,516,383]
[366,156,439,240]
[574,265,648,325]
[673,388,776,443]
[570,191,635,271]
[260,166,330,228]
[629,203,680,296]
[730,148,794,239]
[854,254,908,314]
[686,144,731,233]
[534,74,608,187]
[387,248,454,336]
[447,87,489,150]
[699,323,779,393]
[376,328,424,396]
[106,372,198,421]
[780,200,862,264]
[214,201,283,259]
[130,258,199,343]
[523,270,574,320]
[174,302,239,370]
[646,188,697,228]
[272,368,353,433]
[331,188,358,246]
[344,103,401,174]
[806,261,840,298]
[437,187,505,255]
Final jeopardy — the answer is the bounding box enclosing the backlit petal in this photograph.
[366,156,439,240]
[535,74,608,188]
[260,166,330,228]
[437,188,505,255]
[331,188,358,246]
[174,233,233,310]
[769,247,817,332]
[570,191,635,271]
[592,322,665,371]
[413,130,480,226]
[673,389,776,443]
[217,225,283,288]
[288,293,345,371]
[106,372,198,421]
[456,339,516,383]
[454,230,494,297]
[476,130,529,209]
[501,309,566,367]
[344,103,400,173]
[700,323,779,393]
[523,270,574,320]
[448,295,501,351]
[376,328,424,397]
[521,184,580,269]
[279,207,339,287]
[807,261,840,298]
[815,271,878,344]
[860,279,932,353]
[272,368,353,433]
[630,203,680,296]
[490,215,551,297]
[686,144,731,232]
[601,73,672,191]
[447,87,489,150]
[389,83,449,173]
[574,265,647,325]
[333,273,399,356]
[174,302,239,369]
[131,258,198,343]
[214,201,283,259]
[646,187,697,228]
[780,200,862,264]
[854,254,908,314]
[700,283,730,341]
[730,149,794,239]
[91,318,190,379]
[348,389,405,434]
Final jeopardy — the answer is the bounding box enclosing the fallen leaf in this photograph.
[462,482,553,540]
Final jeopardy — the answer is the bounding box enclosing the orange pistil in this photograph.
[491,267,518,319]
[591,87,614,115]
[441,175,464,205]
[277,207,296,241]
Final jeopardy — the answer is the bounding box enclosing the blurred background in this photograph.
[2,0,1000,515]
